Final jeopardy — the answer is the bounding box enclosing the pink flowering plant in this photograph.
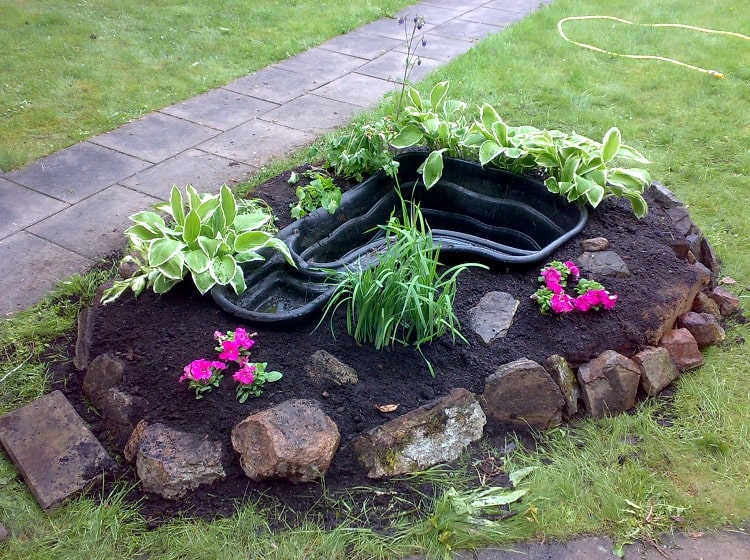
[531,260,617,314]
[180,328,282,400]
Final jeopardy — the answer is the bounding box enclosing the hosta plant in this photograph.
[101,184,294,304]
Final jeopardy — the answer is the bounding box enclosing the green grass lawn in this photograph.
[0,0,748,558]
[0,0,411,171]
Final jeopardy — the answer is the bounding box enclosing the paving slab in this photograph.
[224,66,320,104]
[4,142,151,204]
[431,18,502,41]
[357,17,439,41]
[356,50,444,83]
[400,4,469,26]
[261,94,363,133]
[160,88,277,132]
[90,112,219,164]
[313,73,397,108]
[394,32,474,62]
[0,390,116,512]
[197,120,316,168]
[318,30,403,60]
[27,185,160,259]
[422,0,490,10]
[274,49,366,83]
[460,6,528,26]
[0,178,69,240]
[0,232,93,317]
[121,148,257,200]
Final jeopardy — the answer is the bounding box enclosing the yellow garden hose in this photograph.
[557,15,750,79]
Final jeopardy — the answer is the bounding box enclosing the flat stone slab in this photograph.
[0,390,115,512]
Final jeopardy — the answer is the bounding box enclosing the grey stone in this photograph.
[261,94,362,133]
[160,88,276,131]
[632,346,679,396]
[27,185,161,259]
[460,6,526,26]
[307,350,359,386]
[544,355,580,419]
[353,388,485,479]
[468,291,519,345]
[707,286,740,317]
[692,291,722,320]
[577,250,631,278]
[483,358,565,430]
[274,48,365,82]
[312,73,395,108]
[357,51,443,83]
[431,18,501,41]
[74,307,96,371]
[665,205,697,237]
[82,354,125,407]
[0,178,68,240]
[318,29,402,60]
[135,423,225,500]
[699,236,720,285]
[224,66,320,104]
[393,33,474,62]
[577,350,641,418]
[0,232,94,317]
[5,142,150,204]
[580,237,609,252]
[231,400,340,483]
[677,312,726,348]
[648,181,684,208]
[99,388,147,448]
[659,328,704,371]
[0,391,116,512]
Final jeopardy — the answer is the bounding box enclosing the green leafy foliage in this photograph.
[101,185,294,303]
[288,170,342,219]
[324,117,400,181]
[321,197,487,369]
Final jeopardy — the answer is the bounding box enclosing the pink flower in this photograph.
[564,261,580,280]
[573,292,596,312]
[233,328,256,350]
[550,293,575,313]
[542,266,562,286]
[213,330,224,341]
[546,279,564,294]
[180,359,226,383]
[233,363,256,385]
[602,292,618,310]
[218,338,242,361]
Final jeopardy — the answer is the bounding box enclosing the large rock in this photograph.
[707,286,740,317]
[306,350,358,386]
[98,388,147,448]
[231,399,339,483]
[692,291,722,320]
[468,291,519,345]
[632,346,679,396]
[677,311,725,348]
[544,354,581,419]
[577,350,641,418]
[82,353,124,407]
[353,388,485,479]
[483,358,565,430]
[132,423,225,500]
[659,328,703,371]
[577,250,631,278]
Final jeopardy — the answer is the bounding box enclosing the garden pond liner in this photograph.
[212,153,588,323]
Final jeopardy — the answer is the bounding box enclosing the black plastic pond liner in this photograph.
[211,153,587,324]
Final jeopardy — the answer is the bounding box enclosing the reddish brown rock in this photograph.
[231,399,339,483]
[580,237,609,252]
[677,311,726,348]
[659,328,703,371]
[692,291,722,320]
[632,346,679,396]
[483,358,565,430]
[707,286,740,317]
[353,388,485,479]
[577,350,641,418]
[82,353,124,407]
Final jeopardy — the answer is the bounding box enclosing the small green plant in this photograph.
[288,170,342,219]
[101,184,295,303]
[322,197,486,368]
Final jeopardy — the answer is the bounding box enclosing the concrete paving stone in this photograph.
[461,6,527,26]
[260,94,363,134]
[27,185,160,260]
[402,4,469,26]
[0,232,93,317]
[224,66,321,105]
[197,120,316,168]
[4,142,151,204]
[430,18,501,41]
[356,50,444,83]
[0,390,116,513]
[0,178,69,240]
[311,73,396,108]
[394,32,474,62]
[274,48,367,83]
[121,148,257,200]
[160,88,277,132]
[356,17,438,41]
[318,30,403,60]
[485,0,554,13]
[90,112,219,164]
[421,0,491,11]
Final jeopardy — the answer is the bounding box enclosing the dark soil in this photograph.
[50,164,707,528]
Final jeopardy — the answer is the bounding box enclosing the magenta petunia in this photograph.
[602,292,618,310]
[233,327,256,350]
[180,358,226,383]
[550,293,575,313]
[564,261,580,279]
[233,364,256,386]
[542,266,562,285]
[218,339,242,361]
[547,279,564,294]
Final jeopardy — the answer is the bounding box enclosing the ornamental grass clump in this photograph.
[323,197,487,365]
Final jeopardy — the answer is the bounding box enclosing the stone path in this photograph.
[0,0,550,317]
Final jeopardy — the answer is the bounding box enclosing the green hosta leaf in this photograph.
[616,144,651,164]
[124,224,161,243]
[152,274,178,294]
[184,250,210,274]
[192,269,215,295]
[185,184,202,211]
[509,466,538,486]
[195,197,221,224]
[229,262,246,295]
[170,186,185,226]
[561,156,580,183]
[235,231,272,252]
[602,127,622,164]
[129,211,165,230]
[429,80,449,110]
[575,176,605,207]
[626,192,649,218]
[264,237,296,267]
[480,103,502,133]
[479,140,504,166]
[609,167,652,191]
[442,99,466,116]
[211,254,237,285]
[198,236,222,258]
[148,238,184,267]
[406,86,423,111]
[390,125,423,149]
[158,254,185,280]
[234,212,272,232]
[235,251,264,264]
[183,209,201,244]
[265,371,283,382]
[418,149,446,190]
[422,116,440,137]
[220,184,237,227]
